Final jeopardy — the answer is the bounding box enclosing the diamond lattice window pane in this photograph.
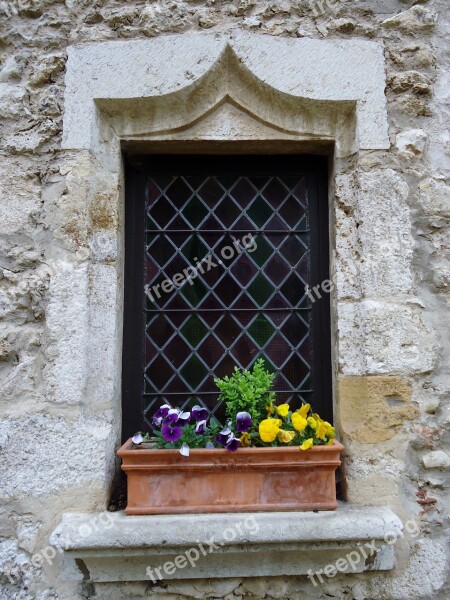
[142,170,313,428]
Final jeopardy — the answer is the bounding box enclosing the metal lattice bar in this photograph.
[145,229,310,234]
[144,308,310,313]
[143,390,314,396]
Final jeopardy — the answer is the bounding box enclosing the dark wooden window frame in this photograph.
[122,154,332,442]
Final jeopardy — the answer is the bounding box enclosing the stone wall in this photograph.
[0,1,449,599]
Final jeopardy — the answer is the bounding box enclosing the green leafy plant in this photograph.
[214,358,276,423]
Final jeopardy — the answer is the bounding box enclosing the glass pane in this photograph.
[247,274,275,306]
[261,177,290,207]
[247,314,275,346]
[180,355,208,389]
[183,196,208,228]
[180,315,208,347]
[198,177,225,207]
[247,195,272,227]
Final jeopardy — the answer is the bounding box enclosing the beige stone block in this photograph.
[346,474,399,507]
[339,376,418,442]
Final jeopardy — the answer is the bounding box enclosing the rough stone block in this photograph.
[357,169,413,297]
[418,178,450,218]
[0,414,112,500]
[382,6,437,34]
[338,300,437,375]
[395,129,428,159]
[422,451,450,470]
[339,376,417,442]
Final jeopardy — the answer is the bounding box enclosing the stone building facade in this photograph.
[0,0,449,599]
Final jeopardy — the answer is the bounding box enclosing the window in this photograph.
[122,155,331,441]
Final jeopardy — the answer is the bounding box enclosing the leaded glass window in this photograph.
[122,155,331,440]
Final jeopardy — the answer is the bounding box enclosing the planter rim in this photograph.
[118,438,344,456]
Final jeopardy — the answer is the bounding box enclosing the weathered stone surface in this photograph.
[43,264,88,405]
[422,451,450,469]
[388,43,436,70]
[0,414,112,499]
[338,300,436,375]
[395,129,428,159]
[334,172,362,301]
[352,539,447,600]
[0,159,41,234]
[382,6,437,35]
[339,376,418,442]
[28,54,65,87]
[389,71,432,95]
[357,169,413,296]
[0,539,44,599]
[418,178,450,217]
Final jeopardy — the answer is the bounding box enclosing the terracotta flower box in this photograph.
[117,439,344,515]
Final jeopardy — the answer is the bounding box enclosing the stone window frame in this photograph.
[51,31,407,584]
[59,30,389,464]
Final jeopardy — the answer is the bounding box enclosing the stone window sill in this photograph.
[50,504,402,583]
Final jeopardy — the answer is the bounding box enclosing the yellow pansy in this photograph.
[292,413,307,432]
[307,416,318,430]
[324,422,335,439]
[316,421,329,440]
[300,438,314,451]
[297,403,310,419]
[276,403,290,418]
[327,438,334,445]
[259,418,282,443]
[278,429,296,444]
[240,432,252,447]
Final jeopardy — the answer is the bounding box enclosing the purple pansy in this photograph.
[163,408,191,426]
[192,405,208,422]
[215,427,232,446]
[178,411,191,425]
[161,421,183,442]
[154,404,171,419]
[165,408,181,424]
[225,434,240,452]
[235,411,253,433]
[179,443,190,457]
[195,420,207,435]
[152,404,172,427]
[132,433,144,445]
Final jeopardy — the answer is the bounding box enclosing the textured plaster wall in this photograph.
[0,1,449,600]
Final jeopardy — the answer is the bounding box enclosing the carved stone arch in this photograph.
[94,43,357,156]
